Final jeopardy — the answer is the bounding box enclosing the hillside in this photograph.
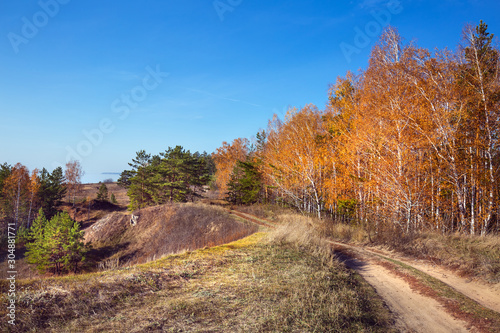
[84,203,259,267]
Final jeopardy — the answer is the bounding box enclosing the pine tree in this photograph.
[25,210,87,274]
[97,183,109,201]
[125,150,152,210]
[39,167,67,219]
[25,209,49,273]
[226,160,262,205]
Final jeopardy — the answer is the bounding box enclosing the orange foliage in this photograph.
[212,138,249,198]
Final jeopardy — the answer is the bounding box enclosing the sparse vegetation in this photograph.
[0,232,394,332]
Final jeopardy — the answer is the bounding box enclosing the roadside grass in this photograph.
[383,232,500,283]
[274,210,500,283]
[1,232,395,332]
[376,256,500,333]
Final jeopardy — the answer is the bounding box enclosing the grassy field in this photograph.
[1,230,394,332]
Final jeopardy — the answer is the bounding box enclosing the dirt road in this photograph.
[330,240,500,313]
[229,209,500,332]
[338,252,470,332]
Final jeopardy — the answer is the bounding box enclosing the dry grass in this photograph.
[0,232,394,332]
[384,232,500,283]
[235,203,292,222]
[319,220,370,244]
[312,215,500,283]
[74,183,130,207]
[85,202,259,268]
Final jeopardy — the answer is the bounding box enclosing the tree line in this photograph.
[118,146,215,210]
[0,160,85,230]
[213,22,500,236]
[0,160,87,274]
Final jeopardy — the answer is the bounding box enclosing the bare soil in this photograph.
[366,246,500,314]
[338,252,470,332]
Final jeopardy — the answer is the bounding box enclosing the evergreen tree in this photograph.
[156,146,209,202]
[227,160,262,205]
[96,183,109,201]
[110,193,117,204]
[25,210,87,274]
[38,167,67,219]
[0,163,12,197]
[25,209,49,273]
[120,147,212,209]
[125,150,152,210]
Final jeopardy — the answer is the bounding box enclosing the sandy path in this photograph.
[352,245,500,314]
[370,250,500,314]
[340,254,470,332]
[330,239,500,313]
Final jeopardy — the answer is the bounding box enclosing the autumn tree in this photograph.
[26,168,40,228]
[214,22,500,236]
[0,163,12,220]
[65,160,84,206]
[262,105,328,218]
[1,163,30,228]
[455,21,500,234]
[323,72,365,223]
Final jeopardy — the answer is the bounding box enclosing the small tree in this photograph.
[65,160,84,206]
[25,209,49,273]
[110,193,117,204]
[96,183,109,201]
[25,210,87,274]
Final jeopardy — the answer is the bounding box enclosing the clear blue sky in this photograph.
[1,0,498,183]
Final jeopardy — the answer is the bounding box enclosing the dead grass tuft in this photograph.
[235,203,291,222]
[269,214,334,264]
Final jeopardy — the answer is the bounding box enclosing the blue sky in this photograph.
[1,0,499,183]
